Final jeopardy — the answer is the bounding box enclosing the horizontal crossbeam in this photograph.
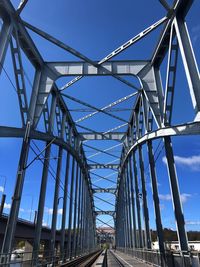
[80,132,125,141]
[92,188,116,194]
[0,121,199,147]
[89,164,119,170]
[95,211,116,217]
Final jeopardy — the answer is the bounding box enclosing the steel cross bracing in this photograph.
[0,0,199,266]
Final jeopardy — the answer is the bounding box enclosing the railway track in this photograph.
[60,249,102,267]
[107,250,125,267]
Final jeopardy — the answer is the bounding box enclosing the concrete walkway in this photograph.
[107,249,153,267]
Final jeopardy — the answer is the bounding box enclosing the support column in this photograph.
[50,114,66,260]
[122,171,128,250]
[128,156,137,248]
[75,170,83,256]
[138,146,151,249]
[0,20,13,74]
[50,147,63,255]
[72,164,79,258]
[1,121,31,262]
[80,177,86,254]
[164,136,188,251]
[1,70,41,261]
[147,140,165,257]
[60,152,70,261]
[125,165,133,248]
[132,152,143,248]
[67,157,75,259]
[32,93,57,264]
[174,17,200,115]
[32,143,51,263]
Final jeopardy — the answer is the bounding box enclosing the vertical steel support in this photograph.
[75,169,82,256]
[81,179,86,253]
[60,152,70,261]
[0,194,6,216]
[79,176,85,254]
[126,164,133,248]
[67,157,75,259]
[174,18,200,115]
[124,169,129,250]
[138,146,151,249]
[122,171,128,250]
[147,140,165,258]
[120,179,125,249]
[0,19,13,74]
[85,187,89,253]
[72,164,79,258]
[50,114,66,260]
[1,121,31,261]
[1,70,41,260]
[128,156,137,248]
[10,31,29,126]
[132,152,143,248]
[164,136,188,251]
[32,93,57,264]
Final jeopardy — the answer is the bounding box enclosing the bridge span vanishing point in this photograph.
[0,0,200,266]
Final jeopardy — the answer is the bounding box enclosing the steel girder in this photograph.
[95,211,116,217]
[115,0,199,258]
[0,1,96,262]
[0,0,199,265]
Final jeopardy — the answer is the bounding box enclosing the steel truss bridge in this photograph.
[0,0,199,266]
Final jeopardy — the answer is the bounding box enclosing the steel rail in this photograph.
[60,249,102,267]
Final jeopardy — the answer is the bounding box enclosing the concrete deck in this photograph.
[107,249,153,267]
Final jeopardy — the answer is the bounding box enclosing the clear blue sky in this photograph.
[0,0,200,233]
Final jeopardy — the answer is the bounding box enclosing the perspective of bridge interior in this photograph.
[0,0,200,266]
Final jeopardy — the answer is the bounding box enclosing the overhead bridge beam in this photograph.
[93,188,116,194]
[1,122,200,144]
[89,164,119,170]
[95,211,116,217]
[80,132,125,141]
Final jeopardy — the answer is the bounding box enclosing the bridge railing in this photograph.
[117,247,200,267]
[0,247,99,266]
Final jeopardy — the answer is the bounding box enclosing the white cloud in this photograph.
[3,204,27,212]
[58,208,63,215]
[148,182,161,189]
[0,186,4,192]
[45,207,63,215]
[162,155,200,171]
[162,157,167,165]
[160,204,165,211]
[159,194,171,201]
[159,193,191,203]
[180,193,191,203]
[186,221,200,225]
[192,24,200,44]
[42,220,48,227]
[4,203,11,209]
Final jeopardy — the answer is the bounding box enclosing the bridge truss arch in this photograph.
[0,0,199,266]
